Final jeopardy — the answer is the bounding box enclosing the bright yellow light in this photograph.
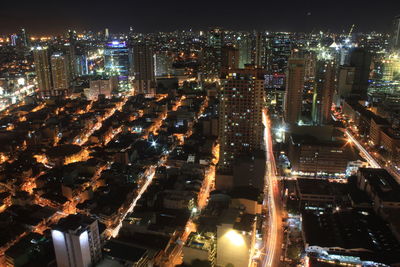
[226,230,245,246]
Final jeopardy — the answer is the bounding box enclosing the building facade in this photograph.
[51,214,102,267]
[219,67,265,171]
[33,47,53,94]
[285,58,305,125]
[51,52,71,90]
[132,43,156,96]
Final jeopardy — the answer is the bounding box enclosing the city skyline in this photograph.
[1,0,400,34]
[1,7,400,267]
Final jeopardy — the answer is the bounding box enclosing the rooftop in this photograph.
[53,214,97,234]
[358,168,400,203]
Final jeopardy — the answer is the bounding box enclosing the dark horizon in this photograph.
[1,0,400,35]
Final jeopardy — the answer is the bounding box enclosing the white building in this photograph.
[51,214,102,267]
[84,77,118,100]
[216,209,256,267]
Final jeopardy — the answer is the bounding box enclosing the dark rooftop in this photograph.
[358,168,400,203]
[54,214,96,233]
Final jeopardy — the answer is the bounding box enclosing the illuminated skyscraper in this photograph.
[201,46,220,80]
[392,15,400,51]
[201,28,224,80]
[154,51,173,77]
[51,52,71,90]
[208,28,223,54]
[105,40,131,89]
[312,60,335,125]
[105,28,110,40]
[33,47,53,94]
[132,43,156,95]
[284,58,305,125]
[266,32,292,72]
[67,30,78,79]
[19,28,29,47]
[10,34,18,46]
[382,56,400,81]
[255,32,265,68]
[237,35,252,68]
[51,214,102,267]
[219,67,265,171]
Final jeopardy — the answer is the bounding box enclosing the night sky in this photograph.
[1,0,399,34]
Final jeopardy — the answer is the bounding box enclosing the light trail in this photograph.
[110,165,156,237]
[345,130,380,168]
[261,109,282,267]
[345,129,400,182]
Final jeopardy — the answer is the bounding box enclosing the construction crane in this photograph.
[348,24,355,39]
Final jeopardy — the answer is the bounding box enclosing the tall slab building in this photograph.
[132,43,156,96]
[51,214,102,267]
[284,58,305,125]
[33,47,53,94]
[312,60,335,125]
[51,52,71,90]
[219,67,265,171]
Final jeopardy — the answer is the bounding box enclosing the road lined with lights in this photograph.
[345,130,380,168]
[345,129,400,183]
[261,109,283,267]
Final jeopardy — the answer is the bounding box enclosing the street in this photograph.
[261,109,284,267]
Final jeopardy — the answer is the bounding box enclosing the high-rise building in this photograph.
[33,47,53,94]
[254,32,265,68]
[303,52,317,81]
[312,60,335,125]
[19,28,29,47]
[104,28,110,40]
[266,32,292,72]
[202,28,224,80]
[51,52,71,90]
[337,65,356,98]
[84,77,118,100]
[51,214,102,267]
[392,15,400,51]
[75,54,88,76]
[132,43,156,95]
[237,35,252,68]
[284,58,305,125]
[10,34,18,46]
[208,28,223,53]
[219,67,265,171]
[221,46,239,70]
[349,48,372,99]
[67,30,78,80]
[154,51,173,77]
[382,56,400,81]
[105,40,131,89]
[201,47,220,80]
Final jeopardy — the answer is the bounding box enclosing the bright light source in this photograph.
[17,78,25,86]
[51,230,65,243]
[192,207,198,213]
[226,230,245,246]
[151,141,157,147]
